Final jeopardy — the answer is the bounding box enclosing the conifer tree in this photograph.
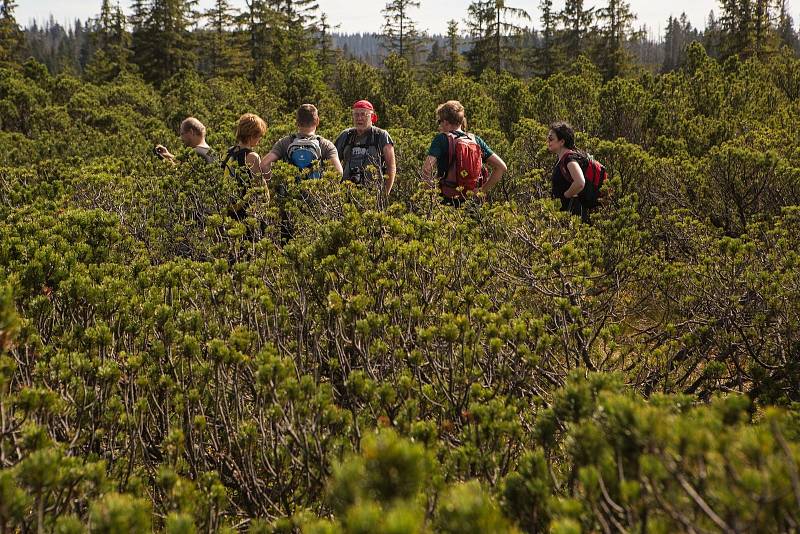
[776,0,799,51]
[445,19,464,74]
[426,40,444,69]
[752,0,778,57]
[703,10,724,57]
[718,0,781,59]
[270,0,319,27]
[0,0,24,64]
[316,13,339,73]
[244,0,317,77]
[202,0,250,77]
[131,0,198,84]
[465,0,493,75]
[662,13,699,72]
[269,0,320,57]
[719,0,752,58]
[381,0,424,65]
[465,0,530,75]
[86,0,132,80]
[242,0,273,77]
[534,0,563,76]
[129,0,149,29]
[560,0,594,61]
[593,0,638,79]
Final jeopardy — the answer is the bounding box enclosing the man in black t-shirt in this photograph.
[334,100,396,195]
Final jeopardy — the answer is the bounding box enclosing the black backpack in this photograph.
[221,146,254,213]
[337,127,385,184]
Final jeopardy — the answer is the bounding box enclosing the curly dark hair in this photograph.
[549,121,576,149]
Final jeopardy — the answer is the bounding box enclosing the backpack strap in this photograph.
[236,146,253,168]
[559,149,581,183]
[221,145,243,170]
[343,128,357,149]
[221,146,233,170]
[442,132,460,186]
[222,146,254,195]
[445,132,456,171]
[283,134,298,163]
[369,127,385,170]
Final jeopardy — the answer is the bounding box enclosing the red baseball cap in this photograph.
[353,100,378,124]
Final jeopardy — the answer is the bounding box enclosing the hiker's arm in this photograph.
[564,161,585,198]
[383,144,396,195]
[328,154,343,176]
[245,151,261,176]
[421,156,437,188]
[260,152,279,181]
[480,153,507,193]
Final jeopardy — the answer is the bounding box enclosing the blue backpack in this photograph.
[287,135,323,179]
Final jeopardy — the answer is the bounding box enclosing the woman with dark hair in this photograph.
[547,121,597,223]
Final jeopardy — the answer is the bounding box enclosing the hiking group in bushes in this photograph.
[154,100,607,222]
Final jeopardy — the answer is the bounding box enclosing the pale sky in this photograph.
[15,0,760,39]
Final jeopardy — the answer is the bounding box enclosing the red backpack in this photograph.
[440,131,486,199]
[559,150,608,207]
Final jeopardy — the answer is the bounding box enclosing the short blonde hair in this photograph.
[436,100,467,129]
[235,113,267,143]
[180,117,206,136]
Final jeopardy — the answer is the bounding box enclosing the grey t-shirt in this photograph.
[268,133,337,162]
[193,144,217,164]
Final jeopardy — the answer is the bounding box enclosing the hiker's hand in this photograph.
[154,144,175,161]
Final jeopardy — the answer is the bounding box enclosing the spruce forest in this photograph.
[3,0,800,532]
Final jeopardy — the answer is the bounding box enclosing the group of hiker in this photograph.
[155,99,604,221]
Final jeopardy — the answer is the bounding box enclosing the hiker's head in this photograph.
[435,100,467,132]
[548,121,575,152]
[235,113,267,146]
[179,117,206,147]
[296,104,320,130]
[352,100,377,131]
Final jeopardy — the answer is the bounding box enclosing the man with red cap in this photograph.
[334,100,396,196]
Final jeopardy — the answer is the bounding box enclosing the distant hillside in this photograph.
[332,32,466,65]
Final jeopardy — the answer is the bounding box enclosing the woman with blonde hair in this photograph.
[222,113,267,220]
[223,113,266,178]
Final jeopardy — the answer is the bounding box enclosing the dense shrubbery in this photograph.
[2,46,800,532]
